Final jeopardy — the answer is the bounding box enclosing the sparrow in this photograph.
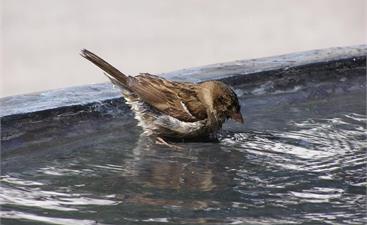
[81,49,244,144]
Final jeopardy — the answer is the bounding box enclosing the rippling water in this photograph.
[1,77,366,224]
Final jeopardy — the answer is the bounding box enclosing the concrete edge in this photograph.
[1,45,366,119]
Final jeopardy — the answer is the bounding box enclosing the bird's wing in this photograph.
[128,73,207,122]
[80,50,208,122]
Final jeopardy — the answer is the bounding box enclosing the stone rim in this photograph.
[1,45,366,119]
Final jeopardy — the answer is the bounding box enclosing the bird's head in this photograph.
[199,81,244,124]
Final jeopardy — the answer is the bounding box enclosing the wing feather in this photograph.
[129,74,207,122]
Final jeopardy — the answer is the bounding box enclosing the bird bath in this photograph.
[1,46,366,225]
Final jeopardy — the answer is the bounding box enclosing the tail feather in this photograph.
[80,49,129,89]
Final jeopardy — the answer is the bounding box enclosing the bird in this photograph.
[81,49,244,146]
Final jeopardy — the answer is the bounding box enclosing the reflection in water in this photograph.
[1,79,366,224]
[128,136,233,192]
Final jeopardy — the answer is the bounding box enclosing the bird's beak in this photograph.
[230,112,244,124]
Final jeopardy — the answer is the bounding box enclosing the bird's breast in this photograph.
[122,90,219,139]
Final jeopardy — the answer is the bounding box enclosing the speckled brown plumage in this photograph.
[81,49,243,141]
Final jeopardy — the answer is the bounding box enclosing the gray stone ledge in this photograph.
[1,45,366,120]
[163,45,367,82]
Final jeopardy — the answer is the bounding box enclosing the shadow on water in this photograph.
[1,75,366,224]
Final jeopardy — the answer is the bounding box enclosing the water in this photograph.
[1,76,366,225]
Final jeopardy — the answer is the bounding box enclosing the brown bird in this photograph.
[81,49,243,145]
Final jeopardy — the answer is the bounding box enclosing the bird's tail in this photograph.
[80,49,129,88]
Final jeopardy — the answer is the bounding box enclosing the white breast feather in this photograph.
[155,115,206,134]
[122,90,207,137]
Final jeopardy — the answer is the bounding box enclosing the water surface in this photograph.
[1,76,366,225]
